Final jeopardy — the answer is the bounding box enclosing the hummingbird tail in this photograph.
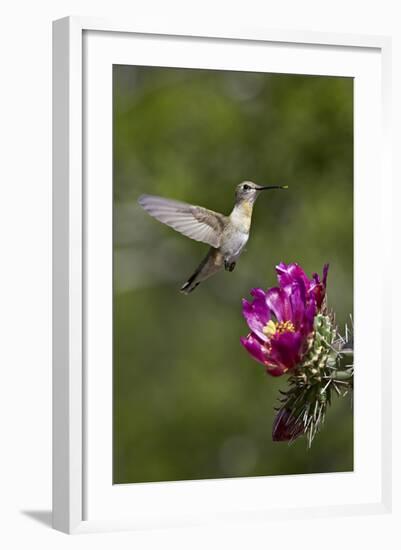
[180,256,208,294]
[180,276,200,294]
[180,249,224,294]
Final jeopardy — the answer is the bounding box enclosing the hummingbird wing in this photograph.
[138,194,226,248]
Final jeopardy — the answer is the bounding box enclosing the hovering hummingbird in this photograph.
[138,181,288,293]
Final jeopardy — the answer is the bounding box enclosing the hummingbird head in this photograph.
[235,181,288,203]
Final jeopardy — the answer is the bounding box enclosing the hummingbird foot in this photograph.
[224,260,236,272]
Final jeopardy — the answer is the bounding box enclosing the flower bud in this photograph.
[272,407,305,442]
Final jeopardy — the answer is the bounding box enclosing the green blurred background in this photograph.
[113,65,353,484]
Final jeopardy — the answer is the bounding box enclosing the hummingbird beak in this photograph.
[257,185,289,191]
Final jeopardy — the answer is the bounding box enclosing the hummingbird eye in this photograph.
[242,184,250,191]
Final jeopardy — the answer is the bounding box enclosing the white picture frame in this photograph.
[52,16,392,534]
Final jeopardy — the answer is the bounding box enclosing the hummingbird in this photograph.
[138,181,288,294]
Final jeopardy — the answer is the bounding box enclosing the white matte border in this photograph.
[52,17,392,534]
[84,30,383,521]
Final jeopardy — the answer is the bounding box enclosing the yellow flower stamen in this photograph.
[277,320,295,333]
[263,320,277,337]
[263,320,295,337]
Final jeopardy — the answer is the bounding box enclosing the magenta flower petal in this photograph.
[310,263,329,309]
[241,334,287,375]
[278,262,329,312]
[240,334,267,366]
[276,262,310,288]
[303,298,317,335]
[269,331,303,371]
[287,282,306,326]
[265,287,292,322]
[242,289,270,341]
[250,287,267,300]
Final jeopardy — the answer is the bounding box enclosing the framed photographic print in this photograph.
[52,17,392,534]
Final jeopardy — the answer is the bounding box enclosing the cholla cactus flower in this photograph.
[241,262,353,446]
[240,263,328,376]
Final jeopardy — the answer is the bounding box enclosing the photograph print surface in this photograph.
[113,65,353,484]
